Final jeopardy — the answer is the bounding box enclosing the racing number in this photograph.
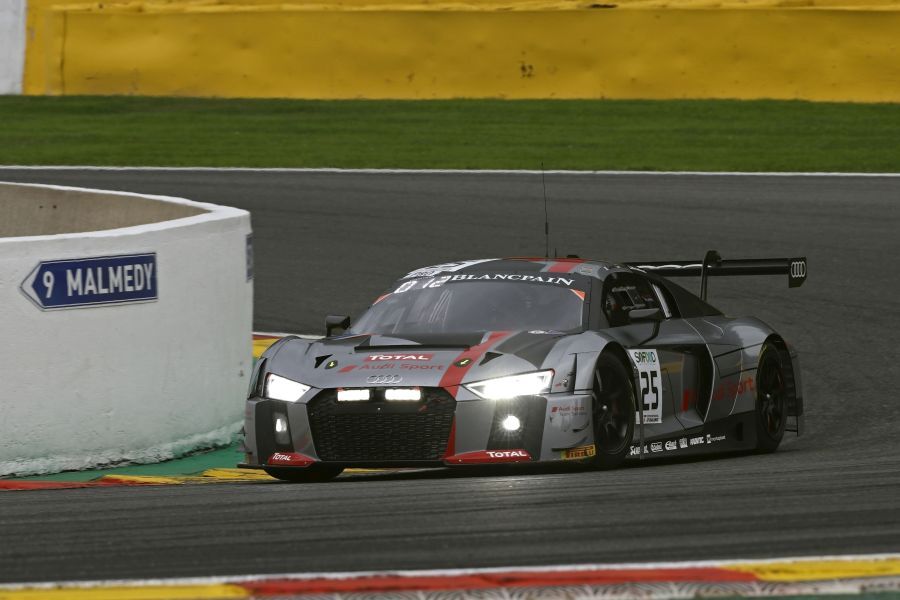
[640,371,659,412]
[631,348,662,425]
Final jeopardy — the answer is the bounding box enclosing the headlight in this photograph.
[464,370,554,400]
[264,373,311,402]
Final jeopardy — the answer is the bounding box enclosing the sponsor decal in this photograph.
[454,358,472,368]
[629,349,663,425]
[665,440,677,451]
[689,436,704,446]
[679,437,688,449]
[549,400,589,432]
[404,259,497,279]
[325,360,338,370]
[267,452,314,467]
[562,444,596,460]
[447,273,575,286]
[366,374,403,384]
[706,433,727,444]
[20,253,157,310]
[445,449,532,464]
[650,442,664,453]
[712,376,755,403]
[366,354,433,362]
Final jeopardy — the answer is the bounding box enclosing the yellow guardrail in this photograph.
[23,0,900,101]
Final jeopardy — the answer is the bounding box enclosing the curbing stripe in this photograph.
[733,557,900,582]
[3,554,900,593]
[0,584,247,599]
[1,165,900,177]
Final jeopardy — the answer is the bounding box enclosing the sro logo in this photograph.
[790,260,806,278]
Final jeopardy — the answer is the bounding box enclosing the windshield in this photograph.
[350,274,588,335]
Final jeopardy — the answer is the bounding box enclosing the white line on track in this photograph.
[1,553,898,590]
[1,166,899,177]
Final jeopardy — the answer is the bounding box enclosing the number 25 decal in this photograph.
[640,371,659,411]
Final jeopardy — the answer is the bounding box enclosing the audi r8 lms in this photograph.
[240,251,806,482]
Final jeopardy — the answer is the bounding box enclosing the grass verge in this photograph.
[1,96,898,171]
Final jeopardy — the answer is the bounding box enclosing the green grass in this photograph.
[1,95,899,171]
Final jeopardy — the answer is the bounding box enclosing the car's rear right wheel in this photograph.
[591,354,636,470]
[264,465,343,483]
[755,342,787,452]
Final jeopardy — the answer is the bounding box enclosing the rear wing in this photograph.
[626,250,807,301]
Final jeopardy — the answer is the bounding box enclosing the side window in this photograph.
[602,274,660,327]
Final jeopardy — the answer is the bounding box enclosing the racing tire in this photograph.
[755,342,787,453]
[590,354,636,470]
[264,465,344,483]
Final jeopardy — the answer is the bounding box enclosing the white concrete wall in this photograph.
[0,183,253,476]
[0,0,25,94]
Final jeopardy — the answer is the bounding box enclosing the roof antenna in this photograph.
[541,163,550,259]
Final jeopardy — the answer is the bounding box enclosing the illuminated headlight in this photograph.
[264,373,311,402]
[337,388,370,402]
[464,370,554,400]
[384,388,422,401]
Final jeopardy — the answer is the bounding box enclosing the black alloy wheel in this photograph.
[591,353,636,469]
[755,342,787,452]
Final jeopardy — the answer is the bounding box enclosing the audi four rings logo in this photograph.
[790,260,807,278]
[366,374,403,384]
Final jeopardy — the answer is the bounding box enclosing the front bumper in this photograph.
[242,387,593,470]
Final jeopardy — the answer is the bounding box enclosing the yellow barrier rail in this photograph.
[23,0,900,101]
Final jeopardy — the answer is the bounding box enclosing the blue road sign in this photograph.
[21,253,158,310]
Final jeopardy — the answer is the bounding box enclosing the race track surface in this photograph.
[0,168,898,584]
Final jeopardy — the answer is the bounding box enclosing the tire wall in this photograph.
[0,183,253,476]
[18,0,900,102]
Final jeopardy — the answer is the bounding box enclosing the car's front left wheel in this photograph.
[590,354,636,470]
[264,465,343,483]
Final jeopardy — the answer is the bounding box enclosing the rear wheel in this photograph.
[590,354,636,470]
[264,465,343,483]
[755,343,787,452]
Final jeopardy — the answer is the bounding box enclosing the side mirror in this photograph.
[325,315,351,337]
[629,307,663,323]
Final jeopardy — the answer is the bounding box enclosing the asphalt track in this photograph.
[0,168,898,585]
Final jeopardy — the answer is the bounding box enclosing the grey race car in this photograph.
[240,251,806,482]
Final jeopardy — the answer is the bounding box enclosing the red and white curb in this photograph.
[1,554,900,598]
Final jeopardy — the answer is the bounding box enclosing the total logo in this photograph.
[679,438,688,449]
[366,354,433,362]
[486,450,529,459]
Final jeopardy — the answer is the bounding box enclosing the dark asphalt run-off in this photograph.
[0,168,897,584]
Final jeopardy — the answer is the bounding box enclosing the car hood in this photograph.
[264,330,574,391]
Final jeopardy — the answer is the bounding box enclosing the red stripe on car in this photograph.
[438,331,511,398]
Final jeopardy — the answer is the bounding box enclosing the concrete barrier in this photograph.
[20,0,900,102]
[0,182,253,476]
[0,0,25,94]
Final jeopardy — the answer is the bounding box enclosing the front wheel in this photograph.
[264,465,343,483]
[590,354,636,470]
[755,343,787,452]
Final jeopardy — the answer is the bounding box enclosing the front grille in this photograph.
[307,388,456,462]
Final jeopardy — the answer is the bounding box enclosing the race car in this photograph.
[240,251,806,482]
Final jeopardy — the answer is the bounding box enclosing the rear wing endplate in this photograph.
[627,250,807,301]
